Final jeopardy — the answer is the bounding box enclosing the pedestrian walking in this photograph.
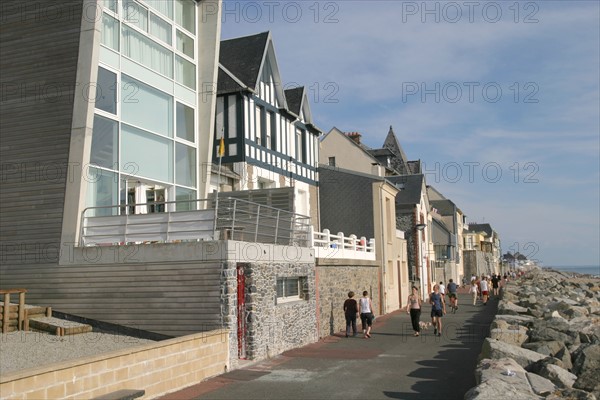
[491,274,500,297]
[429,284,446,336]
[447,279,458,312]
[359,291,374,339]
[470,280,479,305]
[406,286,422,336]
[343,291,359,338]
[480,276,490,305]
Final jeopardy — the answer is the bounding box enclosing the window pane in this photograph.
[176,30,194,58]
[175,0,195,33]
[175,55,195,89]
[101,13,119,51]
[176,102,194,142]
[285,278,299,297]
[96,67,117,114]
[91,115,118,169]
[276,279,284,298]
[122,74,173,137]
[149,13,171,45]
[176,187,196,211]
[122,124,173,183]
[176,143,196,187]
[142,0,173,19]
[101,0,118,13]
[86,168,118,217]
[122,25,173,78]
[123,0,148,31]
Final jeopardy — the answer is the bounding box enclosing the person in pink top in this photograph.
[406,286,422,336]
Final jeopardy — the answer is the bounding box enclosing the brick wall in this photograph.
[0,330,229,399]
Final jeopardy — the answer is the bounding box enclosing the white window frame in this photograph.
[276,276,307,303]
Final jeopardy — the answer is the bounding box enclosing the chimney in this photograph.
[346,132,362,144]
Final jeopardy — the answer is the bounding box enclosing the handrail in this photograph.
[80,197,312,248]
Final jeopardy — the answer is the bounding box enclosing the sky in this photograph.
[219,0,600,267]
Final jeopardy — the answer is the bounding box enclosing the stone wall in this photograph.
[315,260,380,338]
[236,260,317,361]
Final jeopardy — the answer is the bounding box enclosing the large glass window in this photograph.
[101,13,119,51]
[123,0,148,31]
[176,30,194,58]
[122,25,173,78]
[175,0,195,33]
[91,115,118,169]
[142,0,173,19]
[176,187,196,211]
[122,124,173,183]
[121,74,173,137]
[86,168,118,217]
[101,0,118,14]
[96,67,117,114]
[176,143,196,187]
[149,13,172,45]
[175,55,195,89]
[176,102,194,142]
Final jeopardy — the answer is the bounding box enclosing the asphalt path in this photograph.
[162,292,498,400]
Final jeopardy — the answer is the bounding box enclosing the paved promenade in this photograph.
[162,293,498,400]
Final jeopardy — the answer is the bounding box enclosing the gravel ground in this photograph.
[0,331,155,375]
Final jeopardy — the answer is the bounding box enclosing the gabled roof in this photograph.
[386,174,426,205]
[383,126,411,174]
[284,87,303,116]
[430,199,456,216]
[219,31,269,91]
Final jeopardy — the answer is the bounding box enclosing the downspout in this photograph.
[378,182,387,315]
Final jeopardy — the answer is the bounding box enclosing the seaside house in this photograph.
[211,31,321,226]
[463,223,501,277]
[427,185,466,284]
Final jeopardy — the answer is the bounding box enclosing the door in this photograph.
[236,264,247,359]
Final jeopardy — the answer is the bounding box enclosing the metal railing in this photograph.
[79,197,312,247]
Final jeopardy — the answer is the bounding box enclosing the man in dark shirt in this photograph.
[491,275,500,297]
[447,279,458,312]
[343,291,359,337]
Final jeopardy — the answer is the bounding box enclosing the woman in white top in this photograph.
[359,291,374,338]
[479,277,489,305]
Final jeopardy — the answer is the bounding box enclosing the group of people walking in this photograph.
[405,279,457,338]
[469,273,507,305]
[343,291,374,339]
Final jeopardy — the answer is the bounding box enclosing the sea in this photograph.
[546,265,600,277]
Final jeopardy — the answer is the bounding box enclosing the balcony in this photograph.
[79,197,312,247]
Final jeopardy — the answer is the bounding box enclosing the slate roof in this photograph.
[382,126,411,174]
[284,87,304,116]
[217,67,245,94]
[218,31,269,93]
[386,174,425,205]
[468,223,494,237]
[430,199,456,216]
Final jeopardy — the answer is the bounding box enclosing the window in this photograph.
[122,124,173,183]
[149,13,172,45]
[123,0,148,31]
[86,168,118,216]
[90,115,118,169]
[142,0,173,19]
[101,0,118,13]
[175,142,196,187]
[175,55,195,89]
[101,13,119,51]
[276,277,308,302]
[175,0,195,33]
[122,25,173,78]
[121,74,173,138]
[295,128,303,163]
[255,105,262,145]
[176,102,194,142]
[269,111,277,150]
[328,157,336,167]
[175,187,196,211]
[96,67,117,114]
[265,111,272,149]
[176,30,194,58]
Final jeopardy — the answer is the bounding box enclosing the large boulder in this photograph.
[495,314,535,326]
[572,344,600,392]
[526,372,557,397]
[522,341,565,357]
[490,325,528,346]
[480,338,545,369]
[498,300,529,315]
[464,378,542,400]
[537,363,577,388]
[546,388,597,400]
[528,318,580,346]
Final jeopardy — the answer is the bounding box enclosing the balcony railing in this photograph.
[79,198,311,248]
[311,229,376,260]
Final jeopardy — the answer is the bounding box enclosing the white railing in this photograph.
[311,228,376,260]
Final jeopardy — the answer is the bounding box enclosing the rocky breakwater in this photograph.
[465,268,600,400]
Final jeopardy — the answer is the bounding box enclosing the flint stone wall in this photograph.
[315,260,380,338]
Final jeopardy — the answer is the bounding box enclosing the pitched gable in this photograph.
[219,31,269,91]
[383,126,411,175]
